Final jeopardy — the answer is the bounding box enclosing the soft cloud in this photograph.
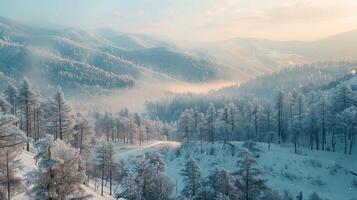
[121,0,357,42]
[1,0,357,42]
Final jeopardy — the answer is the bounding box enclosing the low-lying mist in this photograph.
[70,80,237,113]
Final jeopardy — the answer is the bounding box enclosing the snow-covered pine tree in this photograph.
[205,103,216,144]
[178,109,194,143]
[235,150,266,200]
[217,103,233,149]
[5,83,18,115]
[135,158,155,199]
[29,135,86,200]
[195,112,205,153]
[73,113,95,157]
[133,153,173,200]
[51,87,72,141]
[73,113,96,184]
[134,113,144,146]
[180,159,203,199]
[0,113,26,200]
[276,90,285,144]
[120,171,141,200]
[17,78,40,151]
[146,152,165,173]
[93,140,117,196]
[208,167,239,199]
[336,106,357,155]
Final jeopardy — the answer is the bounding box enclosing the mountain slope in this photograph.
[195,29,357,80]
[0,16,219,93]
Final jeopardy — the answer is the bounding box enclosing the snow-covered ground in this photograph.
[13,140,180,200]
[113,140,180,163]
[14,150,116,200]
[14,140,357,200]
[163,141,357,200]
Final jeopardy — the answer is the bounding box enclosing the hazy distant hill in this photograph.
[1,16,357,94]
[195,29,357,80]
[0,16,219,94]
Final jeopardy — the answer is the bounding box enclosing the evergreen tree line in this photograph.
[92,109,175,146]
[176,81,357,155]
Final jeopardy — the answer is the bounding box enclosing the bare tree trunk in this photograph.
[345,128,348,154]
[310,129,314,150]
[26,103,30,151]
[59,102,63,140]
[315,129,319,150]
[6,149,11,200]
[350,133,354,155]
[101,150,105,196]
[80,128,83,155]
[331,130,336,152]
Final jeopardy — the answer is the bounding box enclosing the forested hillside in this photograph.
[0,16,219,96]
[145,61,357,121]
[1,5,357,199]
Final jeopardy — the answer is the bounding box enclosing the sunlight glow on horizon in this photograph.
[0,0,357,42]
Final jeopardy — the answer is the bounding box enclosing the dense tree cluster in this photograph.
[93,109,175,145]
[0,77,173,199]
[118,152,174,200]
[178,150,267,200]
[150,69,357,155]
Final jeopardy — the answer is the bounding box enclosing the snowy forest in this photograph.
[1,1,357,199]
[1,61,357,200]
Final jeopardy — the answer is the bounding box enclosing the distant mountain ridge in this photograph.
[1,16,357,95]
[194,29,357,81]
[0,16,219,94]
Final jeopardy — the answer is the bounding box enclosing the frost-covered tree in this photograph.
[0,113,26,200]
[217,104,233,148]
[50,87,72,141]
[336,106,357,154]
[276,90,285,144]
[120,171,141,200]
[0,97,11,114]
[208,168,239,199]
[134,159,154,199]
[134,113,144,146]
[73,113,96,183]
[235,150,266,200]
[28,135,86,200]
[205,103,217,144]
[17,78,40,151]
[131,153,173,200]
[93,140,116,196]
[5,83,18,115]
[180,159,203,199]
[178,109,194,143]
[73,113,95,156]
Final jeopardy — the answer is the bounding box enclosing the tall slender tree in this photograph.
[17,78,39,151]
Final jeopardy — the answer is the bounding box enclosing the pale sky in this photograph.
[1,0,357,42]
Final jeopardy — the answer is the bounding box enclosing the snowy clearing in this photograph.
[163,141,357,200]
